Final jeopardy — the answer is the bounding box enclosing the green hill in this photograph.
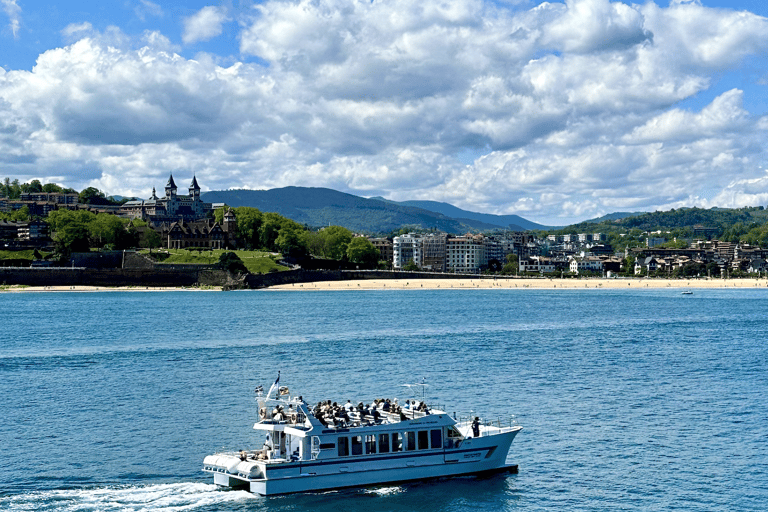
[202,187,542,233]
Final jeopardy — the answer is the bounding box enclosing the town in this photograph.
[2,175,767,282]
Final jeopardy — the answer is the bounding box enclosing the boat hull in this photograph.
[240,427,521,495]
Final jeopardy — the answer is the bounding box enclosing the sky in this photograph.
[2,0,768,225]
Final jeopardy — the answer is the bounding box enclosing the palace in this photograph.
[120,174,213,223]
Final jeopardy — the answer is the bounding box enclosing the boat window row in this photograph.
[336,429,443,457]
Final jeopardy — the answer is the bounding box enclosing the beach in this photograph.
[269,277,768,290]
[3,277,767,293]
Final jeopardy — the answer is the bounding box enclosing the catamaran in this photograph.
[203,375,522,495]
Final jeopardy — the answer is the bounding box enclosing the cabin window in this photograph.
[430,429,442,449]
[351,435,363,456]
[365,435,377,454]
[379,433,390,453]
[337,437,349,457]
[417,430,429,450]
[405,431,416,451]
[392,432,402,452]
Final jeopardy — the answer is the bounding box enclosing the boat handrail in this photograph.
[455,414,519,436]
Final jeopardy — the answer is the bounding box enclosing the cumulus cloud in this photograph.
[182,6,228,44]
[2,0,768,224]
[2,0,21,38]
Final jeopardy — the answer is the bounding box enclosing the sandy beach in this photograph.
[268,277,768,291]
[3,277,768,293]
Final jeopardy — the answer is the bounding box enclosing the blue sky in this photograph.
[2,0,768,224]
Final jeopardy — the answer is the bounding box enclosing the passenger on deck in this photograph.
[472,417,481,437]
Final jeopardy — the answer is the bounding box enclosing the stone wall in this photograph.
[244,270,476,289]
[0,268,208,287]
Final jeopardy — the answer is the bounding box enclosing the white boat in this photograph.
[202,376,522,495]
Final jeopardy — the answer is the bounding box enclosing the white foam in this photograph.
[0,482,256,512]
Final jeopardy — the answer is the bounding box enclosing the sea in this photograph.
[1,287,766,511]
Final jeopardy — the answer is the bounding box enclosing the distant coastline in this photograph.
[4,277,767,293]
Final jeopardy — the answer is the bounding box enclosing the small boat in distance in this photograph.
[203,375,522,495]
[681,290,693,295]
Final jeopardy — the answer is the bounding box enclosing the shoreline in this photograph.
[3,277,768,293]
[267,277,768,291]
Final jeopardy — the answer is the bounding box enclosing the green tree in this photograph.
[42,183,63,193]
[11,205,30,221]
[27,179,43,193]
[9,179,21,199]
[275,227,309,258]
[233,207,262,249]
[218,252,249,274]
[78,187,109,205]
[402,259,420,271]
[346,237,380,268]
[139,228,162,253]
[319,225,353,260]
[54,224,91,259]
[88,214,127,248]
[259,212,284,250]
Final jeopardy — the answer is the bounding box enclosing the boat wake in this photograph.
[0,482,255,512]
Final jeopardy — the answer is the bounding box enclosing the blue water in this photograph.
[1,288,767,511]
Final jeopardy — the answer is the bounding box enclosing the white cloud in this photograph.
[2,1,768,224]
[182,6,228,45]
[541,0,651,53]
[61,22,94,41]
[135,0,163,22]
[2,0,21,38]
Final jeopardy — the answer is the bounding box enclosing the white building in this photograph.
[446,235,485,273]
[569,256,604,275]
[519,256,556,274]
[393,234,423,269]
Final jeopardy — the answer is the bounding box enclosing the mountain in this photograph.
[371,198,550,231]
[201,187,543,234]
[582,212,643,223]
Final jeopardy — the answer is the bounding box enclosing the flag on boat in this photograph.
[267,372,280,399]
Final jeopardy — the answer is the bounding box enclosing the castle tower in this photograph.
[165,174,177,198]
[223,208,237,248]
[223,208,236,233]
[189,175,201,200]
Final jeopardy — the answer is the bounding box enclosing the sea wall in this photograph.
[0,267,230,287]
[0,267,477,289]
[244,270,477,288]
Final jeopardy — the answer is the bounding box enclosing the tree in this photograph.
[402,259,420,271]
[42,183,63,193]
[319,226,353,260]
[139,228,162,253]
[78,187,109,205]
[218,252,249,274]
[259,212,284,250]
[27,179,43,193]
[346,237,380,268]
[88,214,127,248]
[275,227,309,258]
[233,207,262,249]
[54,224,91,259]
